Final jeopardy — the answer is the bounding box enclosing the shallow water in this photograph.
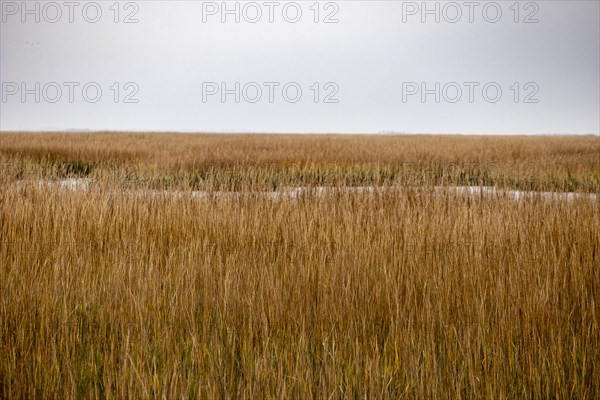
[21,179,599,202]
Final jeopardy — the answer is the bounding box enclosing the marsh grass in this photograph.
[1,132,599,191]
[0,133,599,398]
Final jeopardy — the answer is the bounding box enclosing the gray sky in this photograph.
[1,0,599,134]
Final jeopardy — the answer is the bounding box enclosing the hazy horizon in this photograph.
[1,1,599,135]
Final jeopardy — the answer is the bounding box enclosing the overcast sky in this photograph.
[1,0,598,134]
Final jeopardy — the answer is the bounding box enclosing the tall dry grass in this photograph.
[1,132,599,191]
[0,133,599,398]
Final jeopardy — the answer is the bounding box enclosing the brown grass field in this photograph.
[0,132,599,398]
